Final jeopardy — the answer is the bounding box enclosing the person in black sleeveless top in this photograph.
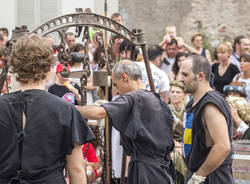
[180,55,233,184]
[0,34,95,184]
[190,33,212,64]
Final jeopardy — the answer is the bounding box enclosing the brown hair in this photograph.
[9,34,55,84]
[65,32,75,40]
[191,32,203,43]
[111,12,121,19]
[240,53,250,62]
[69,43,85,53]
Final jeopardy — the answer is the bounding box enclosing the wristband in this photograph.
[237,121,249,134]
[187,172,206,184]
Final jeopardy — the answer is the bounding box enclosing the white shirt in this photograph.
[229,53,241,71]
[111,127,123,178]
[136,62,170,93]
[111,95,124,178]
[161,57,175,75]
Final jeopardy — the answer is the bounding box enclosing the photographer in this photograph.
[0,34,95,184]
[48,62,82,105]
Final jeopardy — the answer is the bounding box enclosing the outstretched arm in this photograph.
[77,105,107,120]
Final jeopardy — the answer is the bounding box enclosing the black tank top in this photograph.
[186,90,233,172]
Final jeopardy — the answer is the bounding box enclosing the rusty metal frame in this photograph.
[29,9,156,184]
[31,12,140,46]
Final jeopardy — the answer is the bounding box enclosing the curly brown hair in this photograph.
[8,34,55,84]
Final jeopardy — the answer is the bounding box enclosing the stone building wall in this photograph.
[119,0,250,49]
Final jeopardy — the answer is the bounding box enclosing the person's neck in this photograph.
[54,76,65,86]
[171,101,184,109]
[220,59,230,67]
[243,70,250,79]
[195,46,202,52]
[130,80,145,91]
[19,80,46,91]
[192,83,212,106]
[235,50,240,58]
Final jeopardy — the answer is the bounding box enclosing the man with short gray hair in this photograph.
[77,60,175,184]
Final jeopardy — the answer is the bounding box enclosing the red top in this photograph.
[82,143,98,163]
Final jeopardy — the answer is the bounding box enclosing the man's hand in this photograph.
[187,173,206,184]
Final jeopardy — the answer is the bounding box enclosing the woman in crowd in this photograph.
[169,80,187,184]
[224,81,250,140]
[212,43,240,94]
[190,32,212,64]
[233,53,250,103]
[0,34,95,184]
[224,81,250,125]
[169,80,186,143]
[169,52,188,81]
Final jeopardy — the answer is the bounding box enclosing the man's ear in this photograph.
[121,72,128,82]
[198,72,205,81]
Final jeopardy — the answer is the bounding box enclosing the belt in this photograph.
[131,154,171,166]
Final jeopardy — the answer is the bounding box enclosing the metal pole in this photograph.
[141,44,156,93]
[104,1,111,184]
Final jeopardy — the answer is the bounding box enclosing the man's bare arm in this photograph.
[77,105,107,120]
[196,103,231,177]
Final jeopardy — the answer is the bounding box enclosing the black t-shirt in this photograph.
[48,82,82,105]
[212,63,240,94]
[0,89,95,183]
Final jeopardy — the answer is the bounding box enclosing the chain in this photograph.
[90,125,118,184]
[83,143,90,158]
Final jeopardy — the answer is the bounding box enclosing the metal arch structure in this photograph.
[28,8,156,184]
[31,11,143,47]
[27,8,156,94]
[30,8,155,93]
